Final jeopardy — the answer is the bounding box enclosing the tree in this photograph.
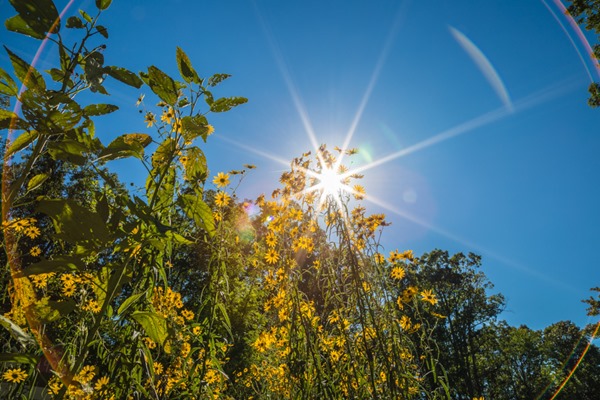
[566,0,600,106]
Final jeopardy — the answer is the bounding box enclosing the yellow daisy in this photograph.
[390,266,405,280]
[212,172,230,188]
[3,368,28,383]
[214,191,231,207]
[420,289,438,305]
[265,249,279,264]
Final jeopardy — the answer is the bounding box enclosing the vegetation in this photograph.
[0,1,598,399]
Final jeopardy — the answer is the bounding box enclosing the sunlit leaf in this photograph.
[145,66,178,105]
[79,9,93,23]
[7,0,60,37]
[209,96,247,112]
[27,172,49,191]
[98,134,149,161]
[4,46,46,91]
[0,353,38,365]
[105,66,143,88]
[47,139,87,165]
[176,47,200,84]
[5,15,45,39]
[207,73,231,87]
[131,311,168,345]
[31,298,75,323]
[0,315,36,347]
[117,292,146,316]
[181,147,207,182]
[0,67,18,95]
[181,114,211,143]
[178,194,215,237]
[83,103,118,117]
[6,131,37,157]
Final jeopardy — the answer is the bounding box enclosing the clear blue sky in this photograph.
[2,0,600,330]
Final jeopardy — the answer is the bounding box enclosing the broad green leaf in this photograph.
[36,199,111,245]
[47,139,87,165]
[5,15,45,39]
[0,353,38,365]
[47,67,67,82]
[151,138,176,169]
[98,133,149,161]
[27,173,49,191]
[48,100,82,130]
[207,73,231,87]
[0,315,36,347]
[96,0,112,10]
[24,256,85,276]
[176,47,200,84]
[105,66,143,88]
[8,0,60,37]
[178,194,215,237]
[0,108,26,129]
[31,298,75,323]
[181,147,207,182]
[65,16,84,29]
[166,230,193,245]
[83,103,118,117]
[131,311,168,345]
[181,114,212,143]
[4,46,46,91]
[118,292,146,316]
[210,96,248,113]
[0,67,18,96]
[6,131,38,157]
[146,66,178,105]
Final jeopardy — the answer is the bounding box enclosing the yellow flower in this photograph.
[206,124,215,136]
[94,375,109,391]
[24,225,41,239]
[3,368,28,383]
[181,309,194,320]
[29,246,42,257]
[154,362,164,375]
[192,326,202,336]
[214,191,231,207]
[144,112,156,127]
[421,289,438,305]
[353,184,365,200]
[265,249,279,264]
[75,365,96,384]
[265,231,277,247]
[374,253,384,264]
[161,107,174,124]
[390,266,405,280]
[212,172,230,188]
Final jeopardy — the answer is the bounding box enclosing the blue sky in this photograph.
[2,0,600,330]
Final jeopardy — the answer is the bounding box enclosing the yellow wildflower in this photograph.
[421,289,438,305]
[265,249,279,264]
[144,112,156,127]
[161,107,174,124]
[94,376,109,391]
[29,246,42,257]
[3,368,27,383]
[390,266,405,280]
[214,191,230,207]
[212,172,230,188]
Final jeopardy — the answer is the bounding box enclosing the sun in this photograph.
[318,166,346,198]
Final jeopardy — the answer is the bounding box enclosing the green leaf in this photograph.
[207,73,231,87]
[176,47,200,84]
[98,133,149,161]
[131,311,168,345]
[7,0,60,37]
[105,66,143,88]
[181,114,212,143]
[146,66,178,105]
[178,194,215,237]
[6,131,38,157]
[0,353,38,365]
[0,109,21,130]
[165,230,193,245]
[117,292,146,316]
[210,96,248,113]
[4,46,46,91]
[24,256,85,276]
[79,9,93,23]
[36,199,111,245]
[5,15,45,39]
[0,315,36,347]
[96,25,108,38]
[95,0,112,10]
[27,172,49,191]
[47,139,87,165]
[181,147,207,182]
[83,103,118,117]
[0,67,18,96]
[31,298,76,323]
[151,137,176,169]
[65,16,84,29]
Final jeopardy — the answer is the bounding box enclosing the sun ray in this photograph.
[338,1,409,163]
